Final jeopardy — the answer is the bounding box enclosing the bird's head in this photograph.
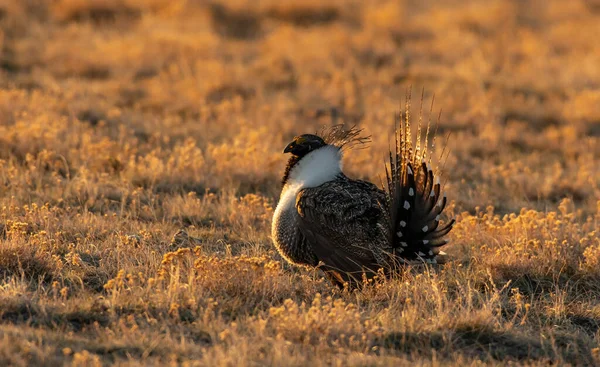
[283,134,327,157]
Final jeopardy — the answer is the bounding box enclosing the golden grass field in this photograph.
[1,0,600,365]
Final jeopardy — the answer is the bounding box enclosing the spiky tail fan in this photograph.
[383,91,455,264]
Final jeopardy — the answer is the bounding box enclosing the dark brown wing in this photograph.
[295,177,387,285]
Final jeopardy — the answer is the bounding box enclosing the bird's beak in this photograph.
[283,142,294,153]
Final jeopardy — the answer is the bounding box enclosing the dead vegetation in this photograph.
[0,0,599,365]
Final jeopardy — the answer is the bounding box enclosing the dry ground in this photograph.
[1,0,600,365]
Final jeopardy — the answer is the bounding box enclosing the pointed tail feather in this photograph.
[384,92,454,264]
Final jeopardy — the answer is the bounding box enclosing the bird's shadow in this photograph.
[375,323,595,364]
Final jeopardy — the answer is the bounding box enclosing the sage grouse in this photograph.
[271,102,454,287]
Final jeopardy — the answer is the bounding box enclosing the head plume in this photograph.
[320,125,371,151]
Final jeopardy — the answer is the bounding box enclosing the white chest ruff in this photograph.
[271,146,343,249]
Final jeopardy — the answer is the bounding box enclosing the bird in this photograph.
[271,96,454,287]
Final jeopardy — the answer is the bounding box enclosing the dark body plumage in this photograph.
[272,108,454,287]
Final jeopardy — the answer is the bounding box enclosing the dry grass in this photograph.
[0,0,599,365]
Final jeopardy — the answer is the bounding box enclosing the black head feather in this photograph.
[283,134,327,157]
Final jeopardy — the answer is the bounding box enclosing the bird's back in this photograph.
[272,175,391,283]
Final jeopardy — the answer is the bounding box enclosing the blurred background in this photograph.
[0,0,599,216]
